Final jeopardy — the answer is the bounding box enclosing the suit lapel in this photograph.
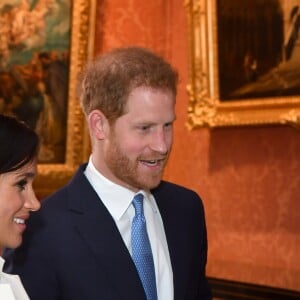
[66,166,146,299]
[153,182,188,300]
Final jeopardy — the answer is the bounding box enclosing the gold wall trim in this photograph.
[36,0,96,197]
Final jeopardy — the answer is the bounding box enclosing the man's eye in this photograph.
[164,122,173,129]
[16,179,27,191]
[139,125,150,131]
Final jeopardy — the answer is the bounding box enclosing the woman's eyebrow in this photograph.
[15,172,36,179]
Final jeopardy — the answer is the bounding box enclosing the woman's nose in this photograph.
[25,189,41,212]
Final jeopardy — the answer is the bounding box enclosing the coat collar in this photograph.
[67,165,189,299]
[66,165,146,299]
[152,182,190,300]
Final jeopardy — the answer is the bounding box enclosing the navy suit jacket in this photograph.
[4,164,211,300]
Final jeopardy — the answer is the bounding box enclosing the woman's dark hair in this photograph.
[0,114,39,174]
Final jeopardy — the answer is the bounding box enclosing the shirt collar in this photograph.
[85,156,157,221]
[0,257,4,272]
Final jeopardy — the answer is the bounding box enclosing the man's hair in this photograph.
[78,46,178,122]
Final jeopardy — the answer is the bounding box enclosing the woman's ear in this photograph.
[87,110,109,140]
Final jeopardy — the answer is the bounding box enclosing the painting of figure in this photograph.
[0,0,70,163]
[217,0,300,101]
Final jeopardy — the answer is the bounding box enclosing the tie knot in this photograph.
[132,193,144,216]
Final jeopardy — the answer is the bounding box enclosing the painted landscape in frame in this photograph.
[0,0,95,197]
[185,0,300,128]
[0,0,71,163]
[217,0,300,101]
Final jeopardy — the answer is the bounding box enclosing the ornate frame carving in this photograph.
[35,0,96,197]
[185,0,300,129]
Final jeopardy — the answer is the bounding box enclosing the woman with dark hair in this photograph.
[0,114,40,299]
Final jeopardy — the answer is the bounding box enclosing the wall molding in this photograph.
[208,277,300,300]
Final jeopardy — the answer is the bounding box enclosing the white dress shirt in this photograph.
[84,156,174,300]
[0,257,29,300]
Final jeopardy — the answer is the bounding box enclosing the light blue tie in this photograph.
[131,193,158,300]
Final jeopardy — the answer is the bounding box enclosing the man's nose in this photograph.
[149,129,169,154]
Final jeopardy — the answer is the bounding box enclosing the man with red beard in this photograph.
[3,47,212,300]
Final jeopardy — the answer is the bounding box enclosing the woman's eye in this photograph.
[16,179,27,191]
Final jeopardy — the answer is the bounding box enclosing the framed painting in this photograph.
[0,0,96,197]
[185,0,300,128]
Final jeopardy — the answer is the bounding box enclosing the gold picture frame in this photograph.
[35,0,96,197]
[185,0,300,128]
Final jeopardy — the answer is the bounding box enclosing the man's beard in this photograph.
[104,137,169,191]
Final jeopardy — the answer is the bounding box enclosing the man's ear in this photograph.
[88,110,109,140]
